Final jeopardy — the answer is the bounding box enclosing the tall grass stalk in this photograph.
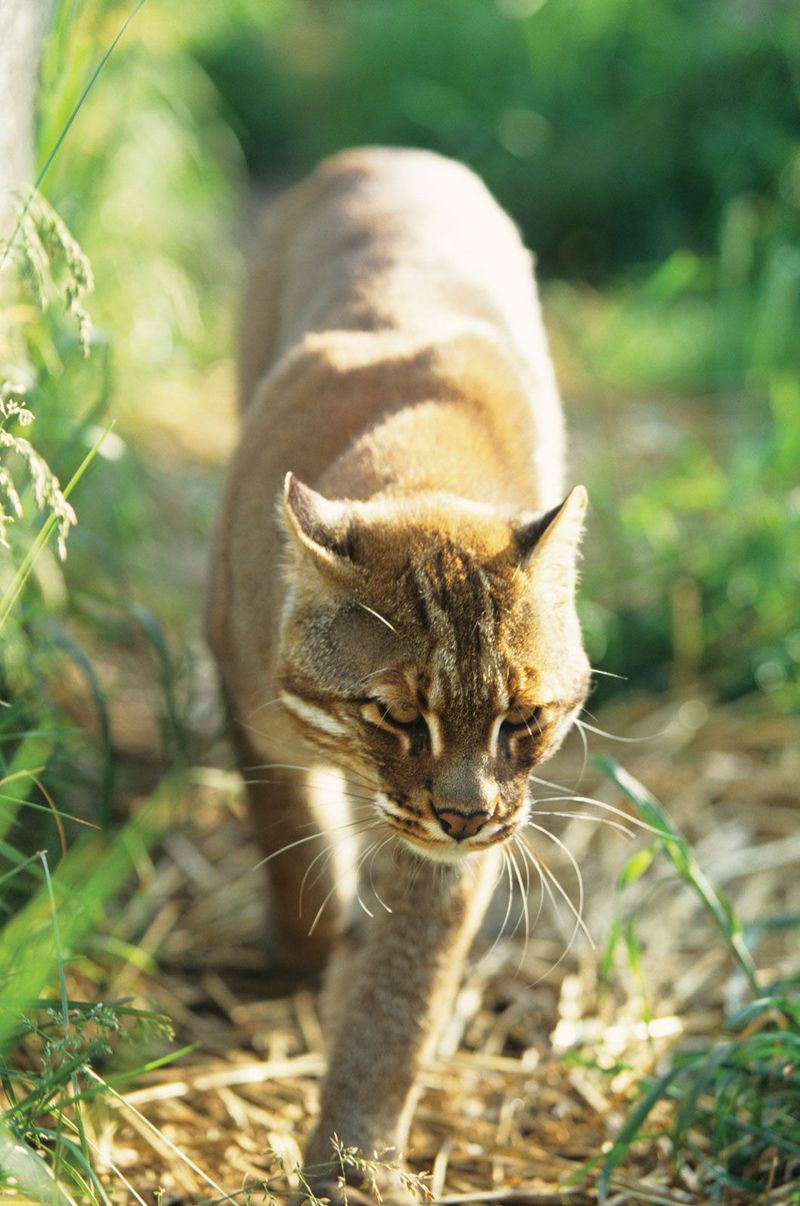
[595,757,798,1202]
[0,426,108,630]
[598,755,759,996]
[0,5,186,1198]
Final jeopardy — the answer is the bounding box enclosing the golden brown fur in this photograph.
[207,147,589,1201]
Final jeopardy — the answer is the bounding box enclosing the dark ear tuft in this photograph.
[515,500,565,561]
[282,473,359,567]
[285,473,319,539]
[514,485,588,600]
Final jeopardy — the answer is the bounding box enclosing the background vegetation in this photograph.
[189,0,800,710]
[1,0,797,1200]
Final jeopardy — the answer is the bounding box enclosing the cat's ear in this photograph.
[515,485,588,599]
[281,472,359,574]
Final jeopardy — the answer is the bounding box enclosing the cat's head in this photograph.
[276,473,590,862]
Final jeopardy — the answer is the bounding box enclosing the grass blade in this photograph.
[0,770,184,1051]
[597,1065,683,1202]
[0,428,109,631]
[596,754,759,995]
[0,1120,77,1205]
[0,734,54,845]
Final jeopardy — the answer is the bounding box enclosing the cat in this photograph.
[206,147,590,1203]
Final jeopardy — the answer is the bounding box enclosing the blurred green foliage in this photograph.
[3,0,800,795]
[0,6,215,1190]
[184,0,800,709]
[597,758,800,1200]
[2,0,797,802]
[1,0,240,849]
[191,0,800,279]
[584,375,800,711]
[0,2,797,1196]
[0,0,796,848]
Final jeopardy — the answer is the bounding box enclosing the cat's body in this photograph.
[207,147,590,1201]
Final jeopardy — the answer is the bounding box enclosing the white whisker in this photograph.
[246,761,375,790]
[307,826,385,935]
[492,844,509,894]
[530,791,665,836]
[525,823,594,949]
[356,602,399,636]
[298,822,379,915]
[531,810,635,839]
[486,851,515,961]
[298,838,334,900]
[308,878,341,937]
[575,717,659,744]
[529,772,574,794]
[516,840,562,934]
[574,715,589,786]
[298,845,336,917]
[508,844,530,971]
[244,784,376,814]
[368,837,394,914]
[251,829,328,870]
[249,697,283,717]
[355,842,379,919]
[406,852,426,894]
[236,727,377,791]
[355,666,393,687]
[252,817,371,872]
[294,803,375,831]
[515,839,587,987]
[517,835,546,931]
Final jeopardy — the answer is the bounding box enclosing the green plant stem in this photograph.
[0,425,109,630]
[0,0,148,276]
[39,851,91,1173]
[596,755,760,996]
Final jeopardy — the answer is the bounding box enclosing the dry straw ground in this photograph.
[65,685,798,1205]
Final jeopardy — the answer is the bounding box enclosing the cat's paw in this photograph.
[297,1144,423,1206]
[295,1175,418,1206]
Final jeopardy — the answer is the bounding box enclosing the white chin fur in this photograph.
[375,792,522,862]
[400,836,485,864]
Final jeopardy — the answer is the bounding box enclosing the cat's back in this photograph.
[240,147,553,409]
[210,146,566,726]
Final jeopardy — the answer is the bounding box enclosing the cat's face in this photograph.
[276,475,590,862]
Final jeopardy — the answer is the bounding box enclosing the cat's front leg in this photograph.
[302,847,499,1204]
[235,732,345,981]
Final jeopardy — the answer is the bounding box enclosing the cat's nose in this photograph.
[436,810,491,841]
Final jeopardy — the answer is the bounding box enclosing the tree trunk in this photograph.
[0,0,53,238]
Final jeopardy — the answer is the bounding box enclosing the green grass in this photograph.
[0,714,186,1198]
[0,4,197,1196]
[595,758,800,1203]
[186,0,800,713]
[0,0,798,1199]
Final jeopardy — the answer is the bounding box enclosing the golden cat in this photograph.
[207,147,590,1202]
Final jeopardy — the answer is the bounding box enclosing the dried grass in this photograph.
[72,694,800,1203]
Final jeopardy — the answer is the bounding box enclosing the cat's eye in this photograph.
[502,705,542,734]
[362,699,423,729]
[383,701,422,726]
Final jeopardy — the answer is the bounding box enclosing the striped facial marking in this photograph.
[276,518,590,862]
[279,690,350,739]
